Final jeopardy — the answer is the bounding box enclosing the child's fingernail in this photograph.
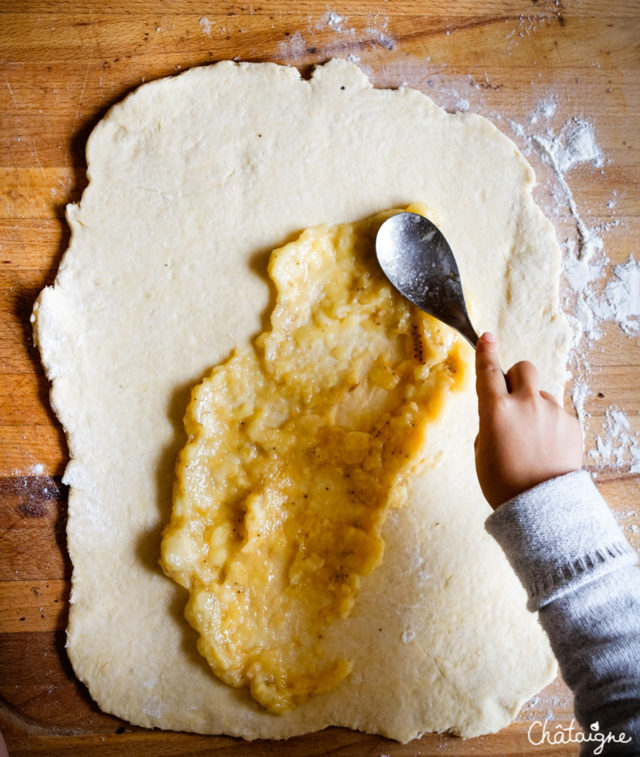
[481,332,496,343]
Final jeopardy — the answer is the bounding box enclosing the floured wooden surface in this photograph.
[3,3,638,755]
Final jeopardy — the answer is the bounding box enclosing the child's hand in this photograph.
[474,332,583,509]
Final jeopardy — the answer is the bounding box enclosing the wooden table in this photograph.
[1,1,638,754]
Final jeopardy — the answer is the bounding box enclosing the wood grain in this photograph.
[1,0,639,754]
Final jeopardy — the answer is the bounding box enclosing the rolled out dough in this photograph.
[33,59,570,741]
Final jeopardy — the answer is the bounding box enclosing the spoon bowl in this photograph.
[375,212,479,348]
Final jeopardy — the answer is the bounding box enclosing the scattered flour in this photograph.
[531,120,604,262]
[308,9,394,50]
[562,251,639,475]
[506,112,604,265]
[614,510,640,538]
[590,408,640,473]
[539,95,557,120]
[600,256,640,336]
[507,118,526,139]
[519,690,573,723]
[324,11,347,33]
[277,30,307,60]
[364,12,394,49]
[539,118,603,173]
[563,242,607,342]
[505,101,638,484]
[570,381,590,429]
[199,17,212,36]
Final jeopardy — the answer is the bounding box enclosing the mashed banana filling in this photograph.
[160,205,466,713]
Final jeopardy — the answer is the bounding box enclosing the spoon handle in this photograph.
[458,323,479,350]
[449,313,479,350]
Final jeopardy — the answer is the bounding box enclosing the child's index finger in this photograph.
[475,332,508,399]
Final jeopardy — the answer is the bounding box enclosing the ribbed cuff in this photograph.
[485,471,638,611]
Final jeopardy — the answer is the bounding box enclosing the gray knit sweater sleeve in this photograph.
[485,470,640,755]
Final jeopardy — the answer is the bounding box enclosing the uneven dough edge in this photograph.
[32,59,567,742]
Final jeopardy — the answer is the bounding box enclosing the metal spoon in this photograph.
[375,212,479,348]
